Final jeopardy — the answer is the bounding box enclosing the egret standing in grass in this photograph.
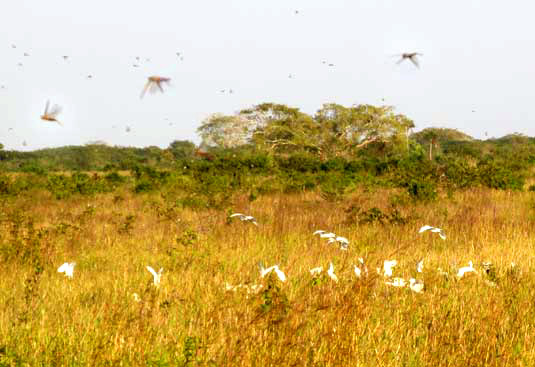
[146,266,163,287]
[57,262,76,278]
[382,260,397,278]
[385,277,407,287]
[259,262,286,282]
[409,278,424,293]
[353,264,362,279]
[327,262,338,283]
[457,261,477,278]
[417,259,424,273]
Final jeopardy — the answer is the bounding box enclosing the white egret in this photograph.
[132,293,141,302]
[230,213,258,226]
[327,262,338,283]
[417,259,424,273]
[57,262,76,278]
[353,265,361,279]
[328,236,349,250]
[146,266,163,286]
[383,260,397,277]
[319,232,336,239]
[409,278,424,293]
[259,263,286,282]
[456,261,477,278]
[385,277,406,287]
[419,225,446,240]
[309,266,323,276]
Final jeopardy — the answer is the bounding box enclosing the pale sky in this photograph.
[1,0,534,151]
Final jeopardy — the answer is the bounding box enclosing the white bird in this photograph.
[57,262,76,278]
[419,225,446,240]
[456,261,477,279]
[259,263,286,282]
[327,262,338,283]
[328,236,349,250]
[409,278,424,293]
[146,266,163,286]
[132,293,141,302]
[230,213,258,226]
[318,232,336,239]
[385,277,406,287]
[353,264,362,279]
[309,266,323,276]
[383,260,397,277]
[417,259,424,273]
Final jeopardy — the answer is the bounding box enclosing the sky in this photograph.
[1,0,535,151]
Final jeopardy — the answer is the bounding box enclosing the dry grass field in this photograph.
[1,187,535,366]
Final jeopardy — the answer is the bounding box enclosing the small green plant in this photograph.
[176,227,198,247]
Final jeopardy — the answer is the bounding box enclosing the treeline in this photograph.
[1,102,535,204]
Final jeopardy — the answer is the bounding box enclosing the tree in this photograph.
[168,140,196,159]
[315,103,414,158]
[197,113,254,149]
[241,103,321,154]
[411,128,474,160]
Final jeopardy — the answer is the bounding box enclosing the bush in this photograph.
[406,179,438,202]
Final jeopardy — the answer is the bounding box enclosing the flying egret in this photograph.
[417,259,424,273]
[327,262,338,283]
[318,232,336,239]
[229,213,258,226]
[309,266,323,276]
[383,260,397,277]
[328,236,349,250]
[419,225,446,240]
[457,261,477,279]
[385,277,406,287]
[140,76,171,98]
[259,263,286,282]
[40,100,62,126]
[409,278,424,293]
[146,266,163,286]
[57,262,76,278]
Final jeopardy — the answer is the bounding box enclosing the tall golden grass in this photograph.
[1,187,535,366]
